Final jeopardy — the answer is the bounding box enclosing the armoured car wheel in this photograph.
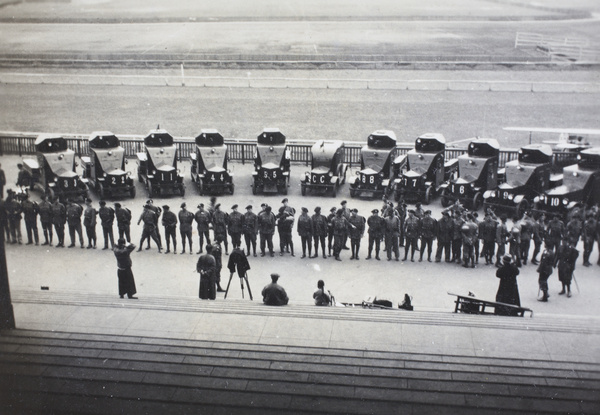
[129,186,136,198]
[280,185,288,195]
[440,189,450,207]
[230,184,235,195]
[252,182,257,195]
[147,182,154,197]
[197,181,203,196]
[180,187,185,197]
[516,200,528,218]
[138,171,143,183]
[331,186,337,198]
[472,192,483,211]
[424,187,433,205]
[97,183,105,199]
[301,185,306,196]
[350,188,356,198]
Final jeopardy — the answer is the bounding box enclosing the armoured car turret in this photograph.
[190,129,234,195]
[301,140,348,197]
[349,130,396,199]
[252,128,291,195]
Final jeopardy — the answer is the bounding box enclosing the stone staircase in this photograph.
[1,326,599,414]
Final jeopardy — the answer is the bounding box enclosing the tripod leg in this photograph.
[240,278,245,299]
[244,273,253,301]
[224,273,234,299]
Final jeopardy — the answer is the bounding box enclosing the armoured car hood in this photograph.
[504,161,539,187]
[359,168,378,175]
[93,147,124,173]
[407,152,437,175]
[157,165,176,172]
[206,166,226,173]
[454,176,476,185]
[548,165,593,194]
[56,169,77,178]
[261,162,280,170]
[43,149,76,175]
[310,167,330,174]
[146,145,176,169]
[458,157,488,183]
[403,170,424,178]
[106,168,127,176]
[361,146,393,172]
[257,145,285,167]
[197,145,227,170]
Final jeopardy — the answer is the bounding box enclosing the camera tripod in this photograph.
[224,271,253,300]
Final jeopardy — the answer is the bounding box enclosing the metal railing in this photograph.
[0,132,578,169]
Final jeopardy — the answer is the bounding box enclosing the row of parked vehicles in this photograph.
[19,128,600,220]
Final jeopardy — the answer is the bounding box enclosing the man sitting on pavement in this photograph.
[262,273,289,306]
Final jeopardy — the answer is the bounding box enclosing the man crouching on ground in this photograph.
[262,273,289,306]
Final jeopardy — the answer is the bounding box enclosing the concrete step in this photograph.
[11,289,600,335]
[0,329,598,415]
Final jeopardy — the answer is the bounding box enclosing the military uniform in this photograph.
[451,214,464,263]
[5,194,22,244]
[384,213,401,261]
[326,208,337,256]
[258,207,276,256]
[557,243,579,297]
[66,201,84,248]
[461,218,478,268]
[403,213,421,262]
[277,210,295,256]
[366,210,384,260]
[297,210,313,258]
[348,211,366,260]
[83,203,97,248]
[508,223,522,267]
[242,207,258,256]
[21,197,39,245]
[144,203,162,248]
[331,212,349,261]
[536,248,554,302]
[495,219,509,267]
[179,206,194,253]
[435,212,453,262]
[212,207,229,254]
[51,199,66,247]
[545,216,564,253]
[162,208,178,253]
[479,216,497,265]
[582,214,597,266]
[566,216,583,247]
[137,207,162,252]
[530,217,545,265]
[419,213,437,262]
[115,204,132,243]
[311,209,329,258]
[228,207,244,250]
[99,203,115,249]
[38,197,53,245]
[194,206,211,253]
[519,216,534,265]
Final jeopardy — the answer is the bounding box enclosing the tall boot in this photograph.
[538,290,549,302]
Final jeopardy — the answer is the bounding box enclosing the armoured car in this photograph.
[81,132,136,199]
[390,133,458,204]
[301,140,348,197]
[136,129,185,197]
[252,128,291,195]
[440,138,500,210]
[533,147,600,218]
[21,134,89,201]
[349,130,396,199]
[190,129,234,195]
[483,144,560,217]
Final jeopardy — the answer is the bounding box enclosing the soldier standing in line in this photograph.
[508,217,522,267]
[545,215,564,256]
[66,198,84,248]
[348,208,365,260]
[566,212,583,247]
[297,207,313,258]
[419,210,437,262]
[212,203,229,255]
[311,207,328,259]
[143,199,162,249]
[556,241,579,298]
[472,212,481,263]
[582,211,597,267]
[331,208,353,261]
[228,204,244,250]
[16,163,32,188]
[461,213,479,268]
[396,201,407,247]
[413,202,425,220]
[480,212,497,265]
[530,214,546,265]
[366,209,384,260]
[326,206,337,257]
[536,246,554,302]
[21,192,39,246]
[5,190,22,244]
[115,203,132,243]
[403,210,420,262]
[519,212,534,265]
[179,202,194,254]
[98,200,115,250]
[242,205,258,257]
[495,215,509,267]
[137,203,162,253]
[277,208,295,257]
[451,210,464,264]
[83,198,97,249]
[340,200,351,250]
[384,208,401,261]
[51,196,66,248]
[258,205,276,257]
[194,203,211,254]
[38,194,53,246]
[161,205,178,254]
[435,210,453,263]
[279,198,295,254]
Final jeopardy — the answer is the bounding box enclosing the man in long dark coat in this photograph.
[113,238,137,299]
[537,247,554,302]
[197,245,217,300]
[495,254,521,316]
[557,241,579,298]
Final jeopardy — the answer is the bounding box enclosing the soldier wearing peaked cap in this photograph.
[228,204,244,250]
[162,205,178,254]
[243,205,258,257]
[99,200,115,250]
[51,196,66,247]
[115,202,132,243]
[38,194,53,246]
[194,203,211,254]
[178,203,194,254]
[21,192,39,246]
[435,210,453,263]
[326,207,337,257]
[340,200,351,250]
[66,199,84,248]
[144,199,162,249]
[419,210,437,263]
[212,203,229,255]
[258,205,276,257]
[311,207,328,259]
[297,207,313,258]
[403,209,421,262]
[348,208,365,260]
[366,209,384,260]
[277,206,295,257]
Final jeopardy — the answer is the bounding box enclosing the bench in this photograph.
[448,292,533,318]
